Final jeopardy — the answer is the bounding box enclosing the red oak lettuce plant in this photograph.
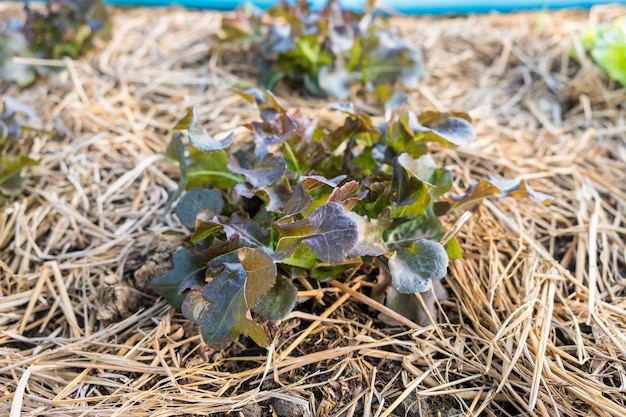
[0,0,110,86]
[218,0,424,100]
[152,92,551,349]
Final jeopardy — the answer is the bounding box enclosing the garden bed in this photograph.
[2,3,626,416]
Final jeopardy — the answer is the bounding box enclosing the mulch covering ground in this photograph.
[1,3,626,416]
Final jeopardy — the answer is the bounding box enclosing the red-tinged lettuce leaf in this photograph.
[191,234,241,264]
[328,180,367,211]
[328,180,359,202]
[281,122,327,174]
[326,111,379,149]
[183,290,268,350]
[227,212,273,249]
[228,148,286,188]
[283,183,313,216]
[433,179,503,216]
[181,248,275,349]
[0,154,39,197]
[388,239,449,294]
[175,107,234,152]
[275,202,358,264]
[414,111,475,147]
[151,249,206,310]
[487,176,554,204]
[247,108,297,148]
[175,188,224,230]
[254,276,298,321]
[434,176,553,216]
[299,174,347,192]
[239,247,277,306]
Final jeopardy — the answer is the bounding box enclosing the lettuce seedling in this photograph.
[580,17,626,86]
[0,95,40,200]
[218,0,424,100]
[153,92,551,349]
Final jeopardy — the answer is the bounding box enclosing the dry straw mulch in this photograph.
[2,3,626,417]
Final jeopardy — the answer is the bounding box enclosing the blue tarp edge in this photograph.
[101,0,626,14]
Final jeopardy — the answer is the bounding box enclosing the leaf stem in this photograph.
[282,142,302,174]
[188,170,243,183]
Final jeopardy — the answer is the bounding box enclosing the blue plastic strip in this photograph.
[102,0,626,13]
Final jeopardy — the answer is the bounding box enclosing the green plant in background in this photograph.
[0,95,40,200]
[218,0,424,101]
[581,16,626,87]
[153,91,552,350]
[0,0,111,86]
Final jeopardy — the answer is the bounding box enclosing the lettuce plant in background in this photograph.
[581,16,626,87]
[152,91,552,350]
[0,95,41,200]
[218,0,424,101]
[0,0,111,86]
[0,24,35,86]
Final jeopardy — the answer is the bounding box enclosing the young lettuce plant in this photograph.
[153,92,550,350]
[218,0,424,101]
[580,16,626,87]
